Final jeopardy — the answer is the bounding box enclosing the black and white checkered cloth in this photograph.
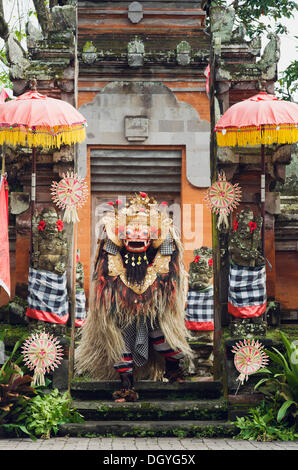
[228,263,267,318]
[160,233,174,255]
[26,267,69,324]
[115,316,184,370]
[120,316,151,368]
[105,239,119,255]
[185,286,214,331]
[75,288,87,326]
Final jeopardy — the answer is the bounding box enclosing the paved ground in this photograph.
[0,436,297,451]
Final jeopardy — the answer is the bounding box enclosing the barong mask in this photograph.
[95,192,175,292]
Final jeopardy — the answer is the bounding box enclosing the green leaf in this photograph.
[277,400,296,422]
[279,331,298,372]
[254,377,271,390]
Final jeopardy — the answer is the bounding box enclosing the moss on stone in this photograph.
[266,325,298,344]
[0,323,28,348]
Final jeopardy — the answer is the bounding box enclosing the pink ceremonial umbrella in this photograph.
[0,85,87,259]
[214,92,298,254]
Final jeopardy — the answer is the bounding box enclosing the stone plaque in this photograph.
[125,116,149,141]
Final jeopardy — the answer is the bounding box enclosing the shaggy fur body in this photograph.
[75,226,193,380]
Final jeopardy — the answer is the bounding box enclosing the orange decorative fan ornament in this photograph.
[204,172,241,229]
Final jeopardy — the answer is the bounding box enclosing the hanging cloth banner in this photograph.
[228,263,267,318]
[0,175,10,297]
[75,288,87,327]
[185,286,214,331]
[26,267,69,324]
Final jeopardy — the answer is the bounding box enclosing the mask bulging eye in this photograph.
[126,228,133,238]
[141,228,149,238]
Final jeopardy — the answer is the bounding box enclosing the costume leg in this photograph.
[114,352,133,375]
[149,329,186,383]
[113,352,139,402]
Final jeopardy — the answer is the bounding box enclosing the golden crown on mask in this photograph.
[102,192,172,248]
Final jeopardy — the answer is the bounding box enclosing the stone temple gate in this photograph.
[0,1,297,416]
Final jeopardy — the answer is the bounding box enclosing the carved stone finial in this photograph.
[128,37,144,67]
[176,41,191,66]
[128,2,143,24]
[257,79,267,92]
[210,6,235,42]
[30,78,37,91]
[82,41,97,65]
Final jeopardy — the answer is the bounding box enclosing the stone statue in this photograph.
[228,206,264,267]
[188,246,213,291]
[32,207,68,274]
[186,247,214,377]
[76,261,85,289]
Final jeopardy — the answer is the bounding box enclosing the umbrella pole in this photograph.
[68,221,77,395]
[261,142,265,257]
[30,147,37,264]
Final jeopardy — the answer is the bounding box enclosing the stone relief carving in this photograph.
[188,246,213,291]
[228,207,264,267]
[32,207,68,275]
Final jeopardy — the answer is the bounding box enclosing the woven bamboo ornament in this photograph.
[232,339,269,390]
[204,172,241,229]
[51,172,88,223]
[22,331,63,386]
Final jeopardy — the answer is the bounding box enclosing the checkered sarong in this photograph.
[75,289,87,327]
[119,316,151,368]
[26,267,69,324]
[185,286,214,331]
[114,316,184,372]
[228,263,267,318]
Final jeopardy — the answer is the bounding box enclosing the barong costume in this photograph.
[75,192,193,397]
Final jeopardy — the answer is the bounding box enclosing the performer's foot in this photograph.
[164,359,186,384]
[113,389,139,402]
[113,372,139,402]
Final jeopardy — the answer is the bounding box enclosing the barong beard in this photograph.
[120,244,157,286]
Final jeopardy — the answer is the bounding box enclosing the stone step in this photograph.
[59,419,236,438]
[71,378,222,400]
[71,398,228,421]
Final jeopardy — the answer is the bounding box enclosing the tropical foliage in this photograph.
[234,401,298,441]
[210,0,298,38]
[6,388,84,440]
[0,333,84,440]
[234,331,298,441]
[254,331,298,424]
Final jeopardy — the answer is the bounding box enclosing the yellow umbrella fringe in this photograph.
[0,127,86,149]
[216,126,298,147]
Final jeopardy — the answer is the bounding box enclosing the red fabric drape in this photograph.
[0,176,10,297]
